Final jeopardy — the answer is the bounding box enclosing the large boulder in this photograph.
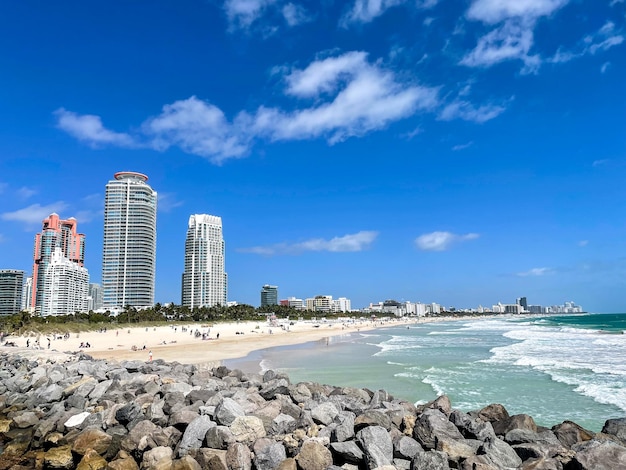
[413,408,464,450]
[215,398,245,426]
[230,416,266,445]
[570,439,626,470]
[357,425,393,468]
[551,421,594,448]
[177,415,216,456]
[253,438,287,470]
[601,418,626,443]
[294,439,332,470]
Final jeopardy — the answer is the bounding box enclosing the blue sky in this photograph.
[0,0,625,312]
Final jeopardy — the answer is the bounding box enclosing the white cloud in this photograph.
[0,234,6,243]
[439,99,507,123]
[460,20,539,70]
[548,21,625,65]
[240,230,379,255]
[54,108,135,147]
[0,202,70,226]
[250,51,440,143]
[452,141,473,151]
[143,96,250,164]
[223,0,276,29]
[578,240,589,247]
[157,193,184,213]
[517,267,552,277]
[467,0,569,24]
[610,0,624,6]
[601,61,611,74]
[592,159,609,167]
[17,187,37,199]
[342,0,438,26]
[415,231,479,251]
[342,0,406,25]
[282,3,312,26]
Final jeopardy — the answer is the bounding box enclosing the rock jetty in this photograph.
[0,351,625,470]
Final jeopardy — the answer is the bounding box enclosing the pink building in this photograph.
[31,213,85,314]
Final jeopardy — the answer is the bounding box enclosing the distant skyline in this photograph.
[0,1,625,312]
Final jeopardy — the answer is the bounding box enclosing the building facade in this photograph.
[40,249,89,316]
[260,285,278,307]
[102,172,157,310]
[181,214,227,308]
[88,283,104,311]
[31,214,85,315]
[0,270,25,316]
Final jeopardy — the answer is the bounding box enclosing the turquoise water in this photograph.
[225,314,626,432]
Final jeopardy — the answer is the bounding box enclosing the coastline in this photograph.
[0,314,486,366]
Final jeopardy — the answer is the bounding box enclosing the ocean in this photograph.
[225,313,626,432]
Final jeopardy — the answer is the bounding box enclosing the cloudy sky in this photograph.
[1,0,625,311]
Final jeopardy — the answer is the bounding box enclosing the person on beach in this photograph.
[149,350,153,362]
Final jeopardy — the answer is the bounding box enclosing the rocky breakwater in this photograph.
[0,352,625,470]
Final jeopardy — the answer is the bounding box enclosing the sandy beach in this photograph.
[1,315,442,367]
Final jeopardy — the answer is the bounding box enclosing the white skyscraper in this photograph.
[40,248,89,316]
[182,214,226,309]
[102,171,157,310]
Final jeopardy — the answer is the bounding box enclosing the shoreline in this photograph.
[0,314,498,366]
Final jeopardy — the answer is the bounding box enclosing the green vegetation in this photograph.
[0,304,322,336]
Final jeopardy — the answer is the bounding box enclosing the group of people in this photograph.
[78,342,91,348]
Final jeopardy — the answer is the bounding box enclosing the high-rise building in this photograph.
[40,248,89,316]
[261,285,278,307]
[0,270,25,316]
[102,171,157,310]
[88,283,104,311]
[22,276,33,312]
[31,213,85,315]
[182,214,227,308]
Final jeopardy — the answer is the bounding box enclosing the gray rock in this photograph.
[411,450,451,470]
[253,437,287,470]
[602,417,626,443]
[13,410,40,428]
[354,409,393,431]
[413,408,464,450]
[272,413,297,435]
[289,383,313,404]
[206,425,236,449]
[177,415,216,456]
[330,441,364,463]
[478,436,522,469]
[226,442,253,470]
[116,402,142,425]
[570,439,626,470]
[394,435,423,460]
[357,425,394,468]
[310,402,340,426]
[450,409,496,442]
[169,409,200,428]
[260,378,291,400]
[215,397,245,426]
[334,411,356,442]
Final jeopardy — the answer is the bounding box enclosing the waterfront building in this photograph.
[21,276,33,312]
[102,171,157,310]
[40,248,89,316]
[280,297,304,309]
[31,214,85,314]
[306,295,333,313]
[333,297,351,313]
[88,283,104,311]
[260,285,278,307]
[0,270,25,315]
[181,214,227,308]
